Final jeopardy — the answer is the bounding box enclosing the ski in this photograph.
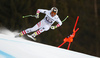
[27,34,36,41]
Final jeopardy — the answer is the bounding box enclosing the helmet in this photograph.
[50,7,58,17]
[51,7,58,14]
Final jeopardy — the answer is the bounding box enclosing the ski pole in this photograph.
[62,16,69,23]
[22,15,36,18]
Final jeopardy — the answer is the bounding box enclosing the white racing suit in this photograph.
[21,9,62,36]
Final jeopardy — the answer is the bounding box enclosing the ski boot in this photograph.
[15,32,23,38]
[27,32,38,41]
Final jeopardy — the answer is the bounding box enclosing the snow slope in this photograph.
[0,29,98,58]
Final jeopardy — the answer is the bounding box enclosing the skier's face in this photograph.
[50,11,56,17]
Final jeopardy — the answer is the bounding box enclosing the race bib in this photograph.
[45,16,54,23]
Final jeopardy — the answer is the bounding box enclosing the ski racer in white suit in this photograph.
[16,7,62,38]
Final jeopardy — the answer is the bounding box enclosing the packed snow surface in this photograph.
[0,29,97,58]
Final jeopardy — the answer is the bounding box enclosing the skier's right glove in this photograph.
[51,26,57,30]
[35,13,39,18]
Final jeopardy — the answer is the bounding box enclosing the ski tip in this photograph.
[15,35,18,38]
[27,35,36,41]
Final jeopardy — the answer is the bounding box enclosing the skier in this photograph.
[15,7,62,40]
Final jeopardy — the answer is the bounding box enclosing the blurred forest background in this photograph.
[0,0,100,57]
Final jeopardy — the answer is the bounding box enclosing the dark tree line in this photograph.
[0,0,100,57]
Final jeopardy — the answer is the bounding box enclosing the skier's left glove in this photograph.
[51,26,57,30]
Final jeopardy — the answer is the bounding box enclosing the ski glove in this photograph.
[51,26,57,30]
[35,13,39,18]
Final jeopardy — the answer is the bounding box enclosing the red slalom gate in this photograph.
[58,16,79,50]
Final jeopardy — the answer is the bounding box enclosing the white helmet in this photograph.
[51,7,58,14]
[50,7,58,17]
